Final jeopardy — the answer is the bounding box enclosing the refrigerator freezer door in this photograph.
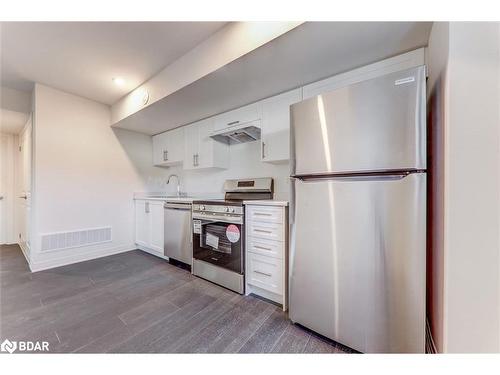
[291,66,426,176]
[289,172,426,353]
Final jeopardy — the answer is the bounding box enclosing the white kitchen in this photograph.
[0,6,500,371]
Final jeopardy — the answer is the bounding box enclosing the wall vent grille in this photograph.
[40,227,112,252]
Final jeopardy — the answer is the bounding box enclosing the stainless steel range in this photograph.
[192,178,273,294]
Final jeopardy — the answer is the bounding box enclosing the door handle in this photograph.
[19,195,27,200]
[254,270,272,277]
[254,229,272,234]
[254,245,272,251]
[261,142,265,159]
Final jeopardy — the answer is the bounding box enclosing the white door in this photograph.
[0,135,12,244]
[135,201,150,247]
[168,127,185,164]
[149,201,164,254]
[196,118,214,169]
[261,88,302,163]
[183,123,199,170]
[152,132,169,166]
[18,119,32,252]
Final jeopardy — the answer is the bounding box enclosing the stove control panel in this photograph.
[192,204,243,215]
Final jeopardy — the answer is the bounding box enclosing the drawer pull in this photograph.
[254,212,272,216]
[254,229,272,234]
[254,270,272,277]
[254,245,272,251]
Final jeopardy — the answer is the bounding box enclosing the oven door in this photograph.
[192,218,243,274]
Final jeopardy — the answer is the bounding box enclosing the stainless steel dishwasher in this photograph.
[164,201,192,265]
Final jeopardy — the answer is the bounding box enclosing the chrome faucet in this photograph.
[167,174,181,197]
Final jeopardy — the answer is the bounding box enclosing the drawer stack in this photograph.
[245,204,288,311]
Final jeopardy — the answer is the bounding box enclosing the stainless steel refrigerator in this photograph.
[289,66,426,353]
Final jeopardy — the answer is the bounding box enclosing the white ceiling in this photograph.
[0,109,28,134]
[0,22,227,104]
[114,22,433,135]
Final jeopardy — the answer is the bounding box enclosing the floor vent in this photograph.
[41,227,112,252]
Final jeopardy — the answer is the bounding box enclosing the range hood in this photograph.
[210,120,261,144]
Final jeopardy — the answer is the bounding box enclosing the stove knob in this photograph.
[200,205,205,211]
[230,208,235,213]
[224,207,230,213]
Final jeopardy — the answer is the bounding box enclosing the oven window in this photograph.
[193,219,243,274]
[202,223,232,254]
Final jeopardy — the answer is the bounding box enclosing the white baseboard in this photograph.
[18,241,32,270]
[29,244,135,272]
[136,244,169,260]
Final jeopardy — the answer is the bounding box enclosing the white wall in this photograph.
[153,141,290,199]
[427,22,500,353]
[0,86,32,113]
[426,21,449,353]
[445,22,500,353]
[31,84,164,271]
[111,22,302,125]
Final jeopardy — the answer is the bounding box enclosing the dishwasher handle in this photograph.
[164,202,191,210]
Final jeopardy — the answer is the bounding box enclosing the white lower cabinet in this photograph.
[135,200,164,256]
[245,204,288,311]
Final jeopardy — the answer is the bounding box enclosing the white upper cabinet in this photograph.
[152,127,184,167]
[184,118,229,170]
[261,88,302,163]
[213,101,263,131]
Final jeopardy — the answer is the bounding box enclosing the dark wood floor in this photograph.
[0,244,352,353]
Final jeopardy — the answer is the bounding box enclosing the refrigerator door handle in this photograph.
[291,170,425,183]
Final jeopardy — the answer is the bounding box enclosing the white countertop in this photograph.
[134,192,288,206]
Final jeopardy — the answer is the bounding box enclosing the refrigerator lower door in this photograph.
[289,172,426,353]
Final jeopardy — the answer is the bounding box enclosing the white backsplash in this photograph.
[143,140,290,198]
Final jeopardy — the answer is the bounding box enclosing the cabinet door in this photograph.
[135,201,150,247]
[183,123,199,170]
[168,127,185,164]
[196,118,214,169]
[213,101,262,131]
[261,88,302,163]
[152,132,169,166]
[149,202,164,254]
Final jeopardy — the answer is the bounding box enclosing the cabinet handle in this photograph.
[193,154,196,167]
[254,212,272,216]
[254,245,272,251]
[254,228,272,234]
[145,202,150,213]
[163,150,168,161]
[227,120,239,126]
[262,142,265,159]
[254,270,272,277]
[195,153,199,166]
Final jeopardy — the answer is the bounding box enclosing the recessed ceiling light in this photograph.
[112,77,125,86]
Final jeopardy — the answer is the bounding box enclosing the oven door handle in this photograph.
[192,215,243,225]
